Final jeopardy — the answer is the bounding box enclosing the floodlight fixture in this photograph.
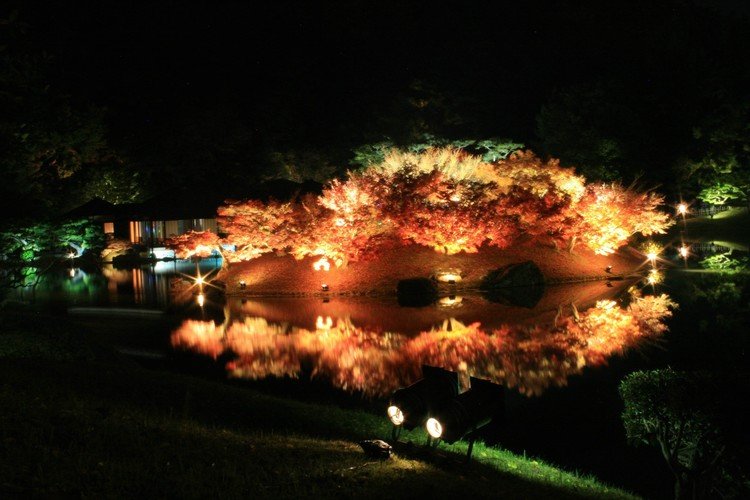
[425,376,504,460]
[387,366,459,438]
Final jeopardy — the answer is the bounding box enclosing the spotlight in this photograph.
[387,366,459,433]
[426,377,504,450]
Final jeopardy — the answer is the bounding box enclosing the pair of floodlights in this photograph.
[387,365,503,461]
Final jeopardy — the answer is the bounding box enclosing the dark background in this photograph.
[3,0,749,216]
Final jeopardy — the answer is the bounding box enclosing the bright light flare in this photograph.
[387,405,405,426]
[677,203,688,215]
[647,269,663,285]
[426,417,443,438]
[313,256,331,272]
[67,252,76,259]
[679,245,689,258]
[196,293,205,307]
[642,241,661,263]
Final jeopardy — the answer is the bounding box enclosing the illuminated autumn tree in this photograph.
[216,199,298,262]
[166,147,671,263]
[166,230,223,261]
[572,183,672,255]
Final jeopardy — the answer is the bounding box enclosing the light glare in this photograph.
[426,417,443,438]
[387,405,405,426]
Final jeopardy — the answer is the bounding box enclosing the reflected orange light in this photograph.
[316,315,333,330]
[170,293,676,397]
[438,295,463,307]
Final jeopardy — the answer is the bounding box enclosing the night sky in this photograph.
[4,0,750,204]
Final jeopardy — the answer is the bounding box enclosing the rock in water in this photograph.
[480,261,545,308]
[358,439,393,459]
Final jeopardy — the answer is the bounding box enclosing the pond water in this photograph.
[8,253,749,498]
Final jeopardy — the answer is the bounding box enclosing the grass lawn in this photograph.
[0,312,635,498]
[675,207,750,251]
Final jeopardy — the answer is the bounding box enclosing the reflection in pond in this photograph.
[171,289,676,397]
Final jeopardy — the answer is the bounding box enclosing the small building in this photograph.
[64,197,220,248]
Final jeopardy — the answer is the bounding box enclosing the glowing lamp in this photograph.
[646,252,658,262]
[647,269,663,285]
[426,377,504,445]
[387,366,459,431]
[677,203,688,215]
[426,417,443,438]
[195,275,205,286]
[387,405,405,426]
[679,246,689,258]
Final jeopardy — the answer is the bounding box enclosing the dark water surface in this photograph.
[12,257,749,499]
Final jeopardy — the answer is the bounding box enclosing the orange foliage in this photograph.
[165,230,222,260]
[167,148,671,262]
[170,293,676,397]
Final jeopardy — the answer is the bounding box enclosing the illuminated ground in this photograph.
[223,242,646,295]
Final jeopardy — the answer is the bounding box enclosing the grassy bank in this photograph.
[0,312,635,498]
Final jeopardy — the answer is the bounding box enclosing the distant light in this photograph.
[679,245,689,258]
[426,418,443,438]
[321,283,330,292]
[197,293,205,307]
[68,252,76,259]
[387,405,405,426]
[195,276,204,286]
[677,203,688,215]
[151,247,175,259]
[69,268,76,278]
[313,256,331,272]
[647,269,663,285]
[646,252,658,261]
[239,280,246,289]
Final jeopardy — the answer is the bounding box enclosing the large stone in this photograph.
[480,261,545,308]
[396,278,438,307]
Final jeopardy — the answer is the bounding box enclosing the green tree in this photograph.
[536,83,641,182]
[620,369,748,499]
[676,97,750,207]
[0,13,111,220]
